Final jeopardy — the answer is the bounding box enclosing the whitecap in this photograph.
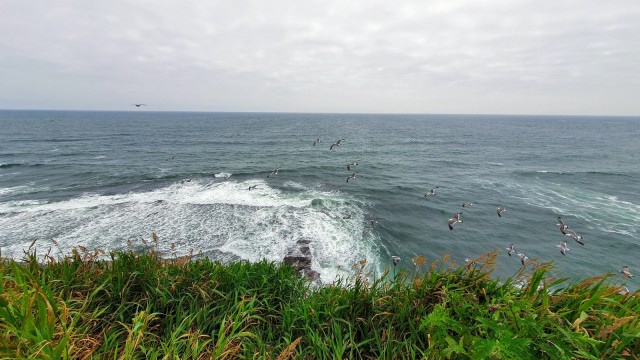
[214,172,231,178]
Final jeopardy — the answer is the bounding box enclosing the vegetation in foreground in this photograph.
[0,240,638,359]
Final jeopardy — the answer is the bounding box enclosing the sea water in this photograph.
[1,110,638,287]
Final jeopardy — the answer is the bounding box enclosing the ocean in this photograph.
[1,110,638,288]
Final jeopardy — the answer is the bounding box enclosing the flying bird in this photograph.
[347,172,358,183]
[425,186,439,197]
[618,286,630,295]
[621,266,633,278]
[517,252,528,266]
[346,160,358,171]
[556,241,571,256]
[343,214,353,220]
[506,244,515,257]
[448,212,463,230]
[313,137,321,146]
[462,202,474,208]
[267,168,280,178]
[497,206,507,217]
[248,185,259,190]
[564,229,584,246]
[329,139,345,150]
[132,104,147,107]
[557,216,569,235]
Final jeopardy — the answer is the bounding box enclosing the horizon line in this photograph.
[1,108,639,118]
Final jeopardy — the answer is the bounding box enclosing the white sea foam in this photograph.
[0,179,385,283]
[0,186,28,197]
[501,180,639,240]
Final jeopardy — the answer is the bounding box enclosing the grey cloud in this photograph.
[1,0,639,114]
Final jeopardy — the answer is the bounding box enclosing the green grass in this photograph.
[0,243,638,359]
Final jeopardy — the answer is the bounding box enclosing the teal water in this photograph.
[1,110,639,287]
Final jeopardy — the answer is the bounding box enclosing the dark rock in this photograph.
[283,239,320,283]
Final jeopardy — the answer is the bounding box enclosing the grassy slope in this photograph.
[0,246,638,359]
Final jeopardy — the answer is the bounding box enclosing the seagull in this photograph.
[464,258,473,269]
[462,202,474,208]
[448,212,463,230]
[564,229,584,246]
[313,137,321,146]
[618,286,630,295]
[464,258,477,270]
[621,266,634,278]
[166,155,176,161]
[329,139,345,150]
[557,216,568,235]
[506,244,515,257]
[343,214,352,220]
[267,168,280,178]
[497,206,507,217]
[425,186,439,197]
[517,252,528,266]
[556,241,571,256]
[346,160,358,171]
[347,172,358,183]
[248,185,259,190]
[132,104,147,107]
[181,178,192,184]
[370,217,379,226]
[392,256,401,266]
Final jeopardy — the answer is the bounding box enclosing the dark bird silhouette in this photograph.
[347,172,358,183]
[248,185,259,190]
[497,206,507,217]
[132,104,147,107]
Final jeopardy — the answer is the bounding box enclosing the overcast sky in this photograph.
[1,0,639,115]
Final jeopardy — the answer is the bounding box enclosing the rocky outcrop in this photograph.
[283,239,320,283]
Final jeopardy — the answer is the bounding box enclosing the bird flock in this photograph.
[240,134,633,285]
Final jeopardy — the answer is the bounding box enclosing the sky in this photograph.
[1,0,639,115]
